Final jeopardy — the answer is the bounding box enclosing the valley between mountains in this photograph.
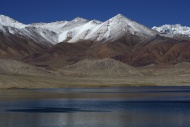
[1,14,190,88]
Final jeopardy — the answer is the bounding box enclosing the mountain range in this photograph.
[1,13,190,88]
[0,14,190,70]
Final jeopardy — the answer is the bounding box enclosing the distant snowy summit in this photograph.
[152,24,190,37]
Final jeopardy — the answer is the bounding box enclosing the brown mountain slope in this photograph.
[23,40,94,68]
[20,33,190,69]
[114,36,190,66]
[83,34,143,58]
[0,32,52,59]
[23,34,144,69]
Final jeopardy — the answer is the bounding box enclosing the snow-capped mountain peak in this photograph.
[0,15,59,44]
[0,15,26,28]
[84,14,156,42]
[108,14,156,36]
[110,14,130,21]
[152,24,190,37]
[71,17,89,23]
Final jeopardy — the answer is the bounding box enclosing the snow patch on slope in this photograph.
[58,20,102,42]
[0,25,58,45]
[30,21,69,33]
[22,26,58,44]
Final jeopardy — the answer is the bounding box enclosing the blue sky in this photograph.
[0,0,190,27]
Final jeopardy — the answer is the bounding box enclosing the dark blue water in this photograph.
[1,87,190,127]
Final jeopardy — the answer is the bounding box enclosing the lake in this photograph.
[0,86,190,127]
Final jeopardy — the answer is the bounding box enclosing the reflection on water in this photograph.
[0,87,190,127]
